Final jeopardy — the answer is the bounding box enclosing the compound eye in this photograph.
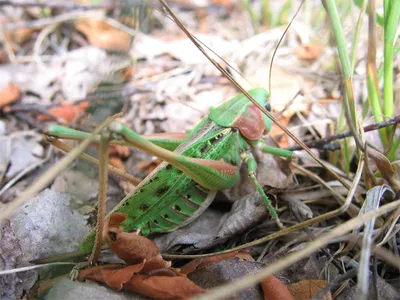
[264,102,271,112]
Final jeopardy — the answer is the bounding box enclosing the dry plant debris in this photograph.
[0,82,20,108]
[78,213,205,299]
[0,1,399,300]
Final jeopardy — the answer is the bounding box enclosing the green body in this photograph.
[47,88,291,255]
[81,119,236,252]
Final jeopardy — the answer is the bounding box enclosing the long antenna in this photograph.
[268,0,305,97]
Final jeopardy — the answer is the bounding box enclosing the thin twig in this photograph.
[286,115,400,151]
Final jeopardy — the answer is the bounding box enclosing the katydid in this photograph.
[45,88,294,261]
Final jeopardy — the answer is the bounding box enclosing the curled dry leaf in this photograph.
[0,50,6,64]
[108,145,130,172]
[125,274,205,300]
[11,27,37,45]
[109,145,131,158]
[78,263,145,291]
[294,43,324,60]
[79,263,205,300]
[0,82,20,108]
[269,115,291,148]
[367,148,399,190]
[287,279,331,300]
[181,250,254,274]
[109,157,126,172]
[104,213,170,270]
[37,101,89,123]
[75,19,131,51]
[261,275,294,300]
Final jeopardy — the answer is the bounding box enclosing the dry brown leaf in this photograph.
[101,263,146,290]
[78,264,125,282]
[109,157,126,172]
[287,279,331,300]
[12,28,37,45]
[181,250,253,274]
[75,19,131,51]
[104,213,171,270]
[105,212,127,231]
[294,43,324,60]
[37,101,89,123]
[0,50,7,64]
[210,0,233,7]
[367,148,399,190]
[78,261,204,299]
[109,145,131,158]
[269,115,291,148]
[125,274,205,300]
[104,213,160,262]
[0,82,20,108]
[76,211,207,299]
[120,66,133,82]
[261,275,294,300]
[78,263,143,289]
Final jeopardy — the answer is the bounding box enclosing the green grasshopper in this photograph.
[46,87,293,260]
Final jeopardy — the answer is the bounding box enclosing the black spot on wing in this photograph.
[140,203,149,210]
[156,186,169,196]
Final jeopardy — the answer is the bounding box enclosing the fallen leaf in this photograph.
[0,50,7,64]
[105,212,128,231]
[120,66,133,82]
[287,280,331,300]
[78,263,145,291]
[37,101,89,123]
[367,148,399,190]
[210,0,233,7]
[78,262,205,299]
[109,157,126,172]
[75,19,131,51]
[104,213,171,270]
[294,43,324,60]
[181,250,253,274]
[12,27,37,45]
[109,145,131,158]
[269,115,291,148]
[261,275,294,300]
[154,209,225,253]
[125,274,205,300]
[0,82,20,108]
